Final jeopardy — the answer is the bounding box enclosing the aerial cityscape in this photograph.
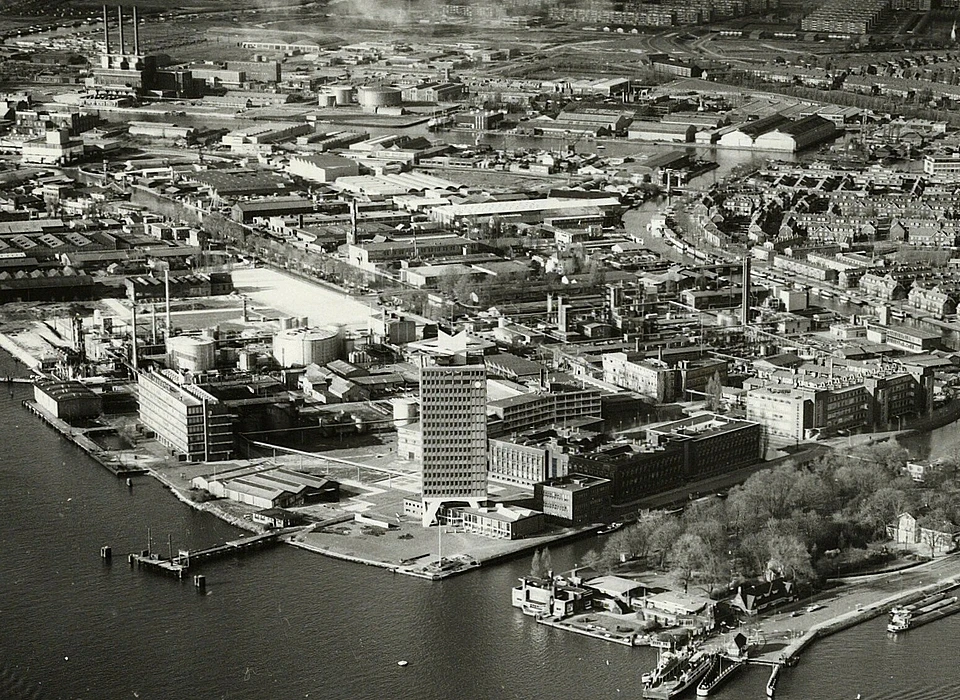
[2,0,960,697]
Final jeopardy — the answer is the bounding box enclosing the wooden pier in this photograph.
[129,528,295,579]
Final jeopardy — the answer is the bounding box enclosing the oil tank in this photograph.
[391,397,419,428]
[166,335,217,372]
[318,92,337,108]
[330,85,355,106]
[357,85,402,109]
[272,326,341,367]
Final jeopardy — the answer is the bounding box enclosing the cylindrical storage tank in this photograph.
[318,92,337,108]
[391,397,419,428]
[298,316,309,328]
[279,317,294,331]
[330,85,355,106]
[166,335,217,372]
[357,85,403,109]
[272,326,341,367]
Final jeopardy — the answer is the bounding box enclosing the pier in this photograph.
[128,528,297,579]
[1,376,34,384]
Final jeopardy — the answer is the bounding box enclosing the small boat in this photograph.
[126,478,133,487]
[397,660,408,667]
[597,522,625,536]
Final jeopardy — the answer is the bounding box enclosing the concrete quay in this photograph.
[728,555,960,696]
[22,399,148,478]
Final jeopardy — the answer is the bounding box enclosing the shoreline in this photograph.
[5,343,960,691]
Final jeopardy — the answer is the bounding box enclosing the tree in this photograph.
[599,529,633,570]
[530,547,553,578]
[766,533,814,582]
[580,548,601,569]
[857,486,913,539]
[705,371,723,412]
[670,533,724,594]
[649,517,684,570]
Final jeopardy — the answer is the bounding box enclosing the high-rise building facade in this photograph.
[420,362,488,526]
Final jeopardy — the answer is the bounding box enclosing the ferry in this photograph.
[642,650,684,686]
[888,590,960,633]
[643,651,713,699]
[696,656,744,697]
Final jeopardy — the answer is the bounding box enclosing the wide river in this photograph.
[0,350,958,699]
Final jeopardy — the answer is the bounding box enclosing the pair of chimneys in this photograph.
[103,4,140,56]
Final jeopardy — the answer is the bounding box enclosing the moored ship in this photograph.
[643,651,714,700]
[888,593,960,633]
[696,655,745,697]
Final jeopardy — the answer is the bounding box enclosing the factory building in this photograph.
[429,197,621,227]
[33,380,102,421]
[753,115,837,152]
[287,153,360,184]
[718,114,791,149]
[88,5,199,100]
[137,370,235,462]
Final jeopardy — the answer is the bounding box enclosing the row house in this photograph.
[860,273,908,301]
[908,284,958,318]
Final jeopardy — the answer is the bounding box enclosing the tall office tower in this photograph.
[419,361,488,526]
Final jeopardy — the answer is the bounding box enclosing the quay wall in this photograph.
[777,572,960,670]
[287,538,397,570]
[0,332,42,369]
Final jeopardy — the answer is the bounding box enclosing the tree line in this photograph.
[579,440,960,596]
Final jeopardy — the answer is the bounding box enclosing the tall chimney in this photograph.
[165,268,172,335]
[132,5,140,55]
[117,6,125,54]
[130,300,138,370]
[102,4,110,54]
[742,256,751,327]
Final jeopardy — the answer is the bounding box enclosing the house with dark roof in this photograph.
[731,578,797,615]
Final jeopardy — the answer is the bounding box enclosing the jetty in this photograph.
[128,528,298,578]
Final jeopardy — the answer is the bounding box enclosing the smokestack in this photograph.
[350,199,358,243]
[130,301,138,370]
[742,256,751,327]
[117,6,125,54]
[165,269,172,336]
[132,6,140,55]
[102,4,110,54]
